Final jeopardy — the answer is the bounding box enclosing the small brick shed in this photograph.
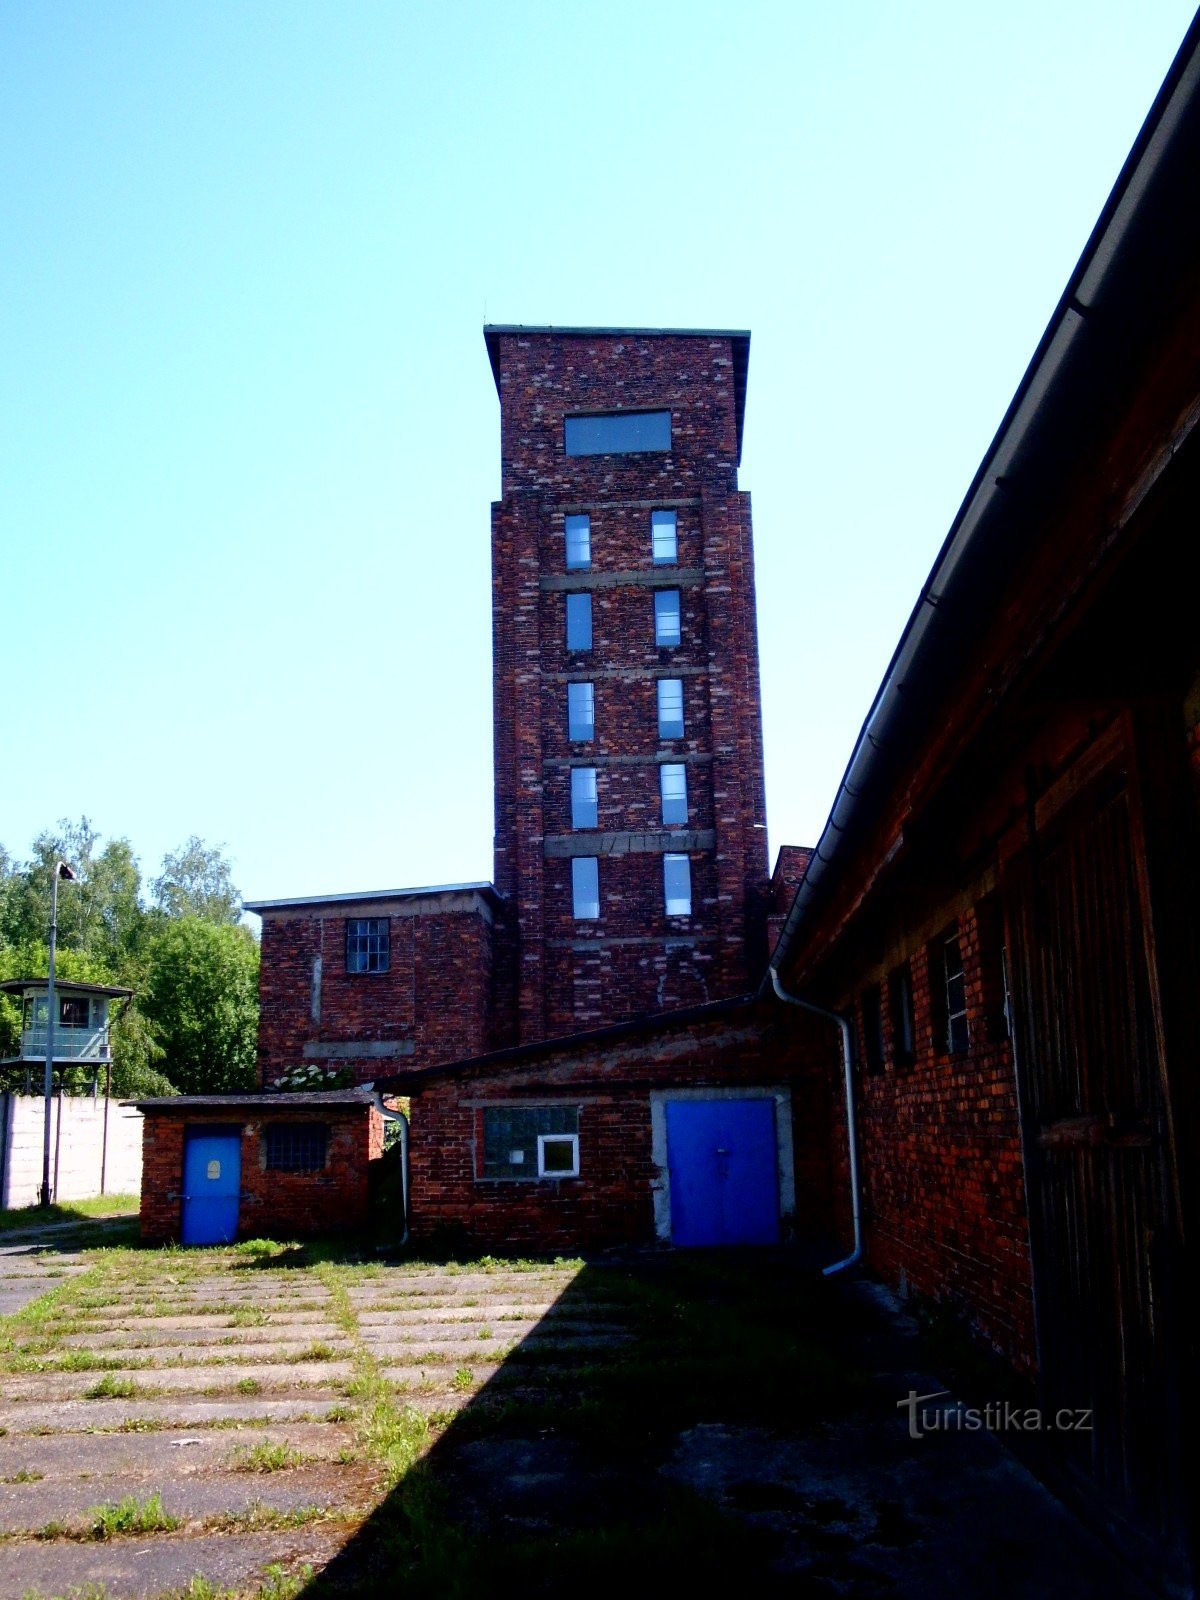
[137,1090,384,1245]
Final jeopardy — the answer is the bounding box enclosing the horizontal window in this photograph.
[346,917,389,974]
[566,591,592,651]
[265,1122,328,1173]
[664,852,692,917]
[660,763,688,825]
[654,589,681,648]
[481,1105,579,1180]
[651,509,677,565]
[567,681,595,741]
[564,410,671,456]
[657,678,684,740]
[573,856,600,919]
[565,514,591,570]
[571,766,598,829]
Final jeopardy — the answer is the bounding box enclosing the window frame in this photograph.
[480,1105,580,1181]
[663,852,692,917]
[537,1132,580,1179]
[651,509,678,565]
[888,962,916,1066]
[564,410,672,457]
[564,514,591,571]
[660,762,688,826]
[346,917,390,975]
[570,766,598,829]
[567,680,595,742]
[657,678,685,740]
[264,1122,329,1174]
[654,588,682,648]
[565,591,593,652]
[941,926,969,1055]
[861,984,885,1075]
[572,856,600,920]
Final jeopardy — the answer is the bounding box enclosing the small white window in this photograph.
[565,514,591,571]
[657,678,684,739]
[572,856,600,919]
[664,853,692,916]
[654,589,681,647]
[567,681,595,741]
[651,509,677,565]
[571,767,598,829]
[537,1132,580,1178]
[660,763,688,825]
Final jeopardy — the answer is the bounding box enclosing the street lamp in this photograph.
[41,861,77,1207]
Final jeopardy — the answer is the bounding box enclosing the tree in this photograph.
[151,837,242,924]
[140,919,259,1094]
[2,818,145,970]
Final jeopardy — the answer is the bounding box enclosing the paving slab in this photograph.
[62,1325,348,1350]
[54,1339,350,1367]
[0,1360,355,1402]
[0,1395,352,1434]
[69,1310,334,1334]
[0,1461,367,1535]
[0,1422,354,1479]
[0,1524,348,1600]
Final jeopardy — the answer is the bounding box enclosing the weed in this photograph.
[231,1438,305,1473]
[85,1374,137,1400]
[89,1492,181,1539]
[477,1328,493,1340]
[452,1367,474,1391]
[259,1563,313,1600]
[323,1404,356,1423]
[298,1342,338,1362]
[3,1469,44,1483]
[229,1305,267,1328]
[236,1377,262,1395]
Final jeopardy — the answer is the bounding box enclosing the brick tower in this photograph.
[487,326,769,1044]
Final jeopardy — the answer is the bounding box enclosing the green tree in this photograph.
[151,837,241,924]
[140,919,259,1094]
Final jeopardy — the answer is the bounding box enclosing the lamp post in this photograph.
[41,861,77,1207]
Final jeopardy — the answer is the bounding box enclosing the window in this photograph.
[657,678,684,739]
[888,962,916,1065]
[566,591,592,651]
[346,918,389,974]
[538,1132,580,1177]
[664,853,692,916]
[862,985,884,1075]
[654,589,681,648]
[60,996,90,1029]
[651,509,678,564]
[567,681,595,741]
[571,767,598,828]
[265,1123,328,1173]
[572,856,600,919]
[481,1105,579,1179]
[564,514,591,570]
[564,410,671,456]
[660,763,688,825]
[940,926,969,1054]
[975,893,1011,1042]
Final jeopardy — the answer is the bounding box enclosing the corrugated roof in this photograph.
[244,882,498,913]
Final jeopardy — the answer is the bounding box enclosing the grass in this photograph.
[84,1373,139,1399]
[231,1437,306,1473]
[0,1195,138,1235]
[87,1492,181,1540]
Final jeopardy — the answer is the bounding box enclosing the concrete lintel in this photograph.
[544,830,715,859]
[539,568,703,593]
[303,1040,415,1061]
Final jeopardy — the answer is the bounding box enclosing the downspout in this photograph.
[769,967,863,1276]
[368,1089,409,1246]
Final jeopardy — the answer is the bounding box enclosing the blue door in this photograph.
[181,1131,242,1246]
[666,1099,779,1246]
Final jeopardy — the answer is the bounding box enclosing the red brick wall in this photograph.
[490,331,769,1045]
[256,897,494,1086]
[406,1002,829,1253]
[139,1105,382,1244]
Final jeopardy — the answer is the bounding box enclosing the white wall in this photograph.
[0,1094,143,1210]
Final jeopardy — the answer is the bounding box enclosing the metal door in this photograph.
[666,1099,779,1246]
[1004,760,1183,1558]
[181,1130,242,1246]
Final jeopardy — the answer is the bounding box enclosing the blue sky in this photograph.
[2,2,1195,911]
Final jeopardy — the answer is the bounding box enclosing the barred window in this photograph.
[265,1122,328,1173]
[346,918,389,973]
[482,1105,579,1179]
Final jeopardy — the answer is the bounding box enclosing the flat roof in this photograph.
[132,1090,376,1111]
[483,324,751,464]
[0,979,134,999]
[244,881,498,913]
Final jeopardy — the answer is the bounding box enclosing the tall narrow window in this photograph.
[570,767,598,829]
[663,853,692,916]
[565,514,591,571]
[862,984,884,1075]
[654,589,681,647]
[566,592,592,651]
[567,681,594,742]
[942,926,969,1054]
[660,763,688,825]
[657,678,684,739]
[346,918,389,974]
[975,892,1011,1042]
[651,509,677,565]
[572,856,600,920]
[888,962,915,1065]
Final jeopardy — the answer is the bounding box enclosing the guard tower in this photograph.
[0,979,133,1092]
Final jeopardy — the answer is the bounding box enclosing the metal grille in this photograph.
[264,1122,328,1173]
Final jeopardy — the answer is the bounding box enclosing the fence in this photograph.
[0,1094,142,1210]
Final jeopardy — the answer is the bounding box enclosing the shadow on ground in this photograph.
[297,1249,1149,1600]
